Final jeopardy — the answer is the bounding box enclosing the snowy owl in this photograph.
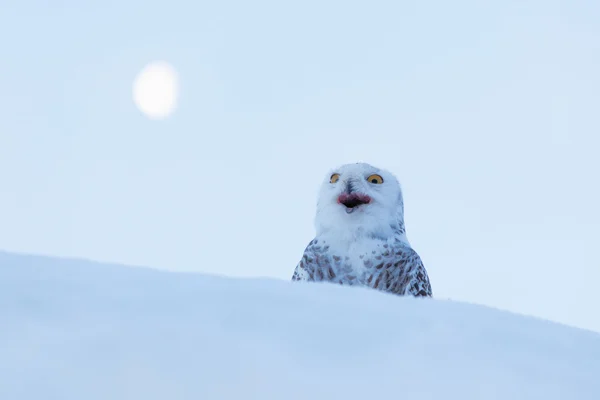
[291,162,432,297]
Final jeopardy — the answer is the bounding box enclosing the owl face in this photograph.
[315,162,404,239]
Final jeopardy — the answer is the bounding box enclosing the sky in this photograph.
[1,0,599,332]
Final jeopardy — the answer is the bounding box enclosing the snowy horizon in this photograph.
[2,251,600,399]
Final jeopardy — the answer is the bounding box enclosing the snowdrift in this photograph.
[1,251,600,399]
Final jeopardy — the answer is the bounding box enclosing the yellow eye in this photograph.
[330,173,340,183]
[367,174,384,184]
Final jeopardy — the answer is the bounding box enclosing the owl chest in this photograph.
[304,240,385,285]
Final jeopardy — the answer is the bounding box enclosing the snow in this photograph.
[2,251,600,400]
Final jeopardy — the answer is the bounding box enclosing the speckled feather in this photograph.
[291,162,432,298]
[291,237,432,297]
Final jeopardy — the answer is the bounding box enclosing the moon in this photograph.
[132,61,179,120]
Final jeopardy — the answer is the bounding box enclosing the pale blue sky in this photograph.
[1,1,599,332]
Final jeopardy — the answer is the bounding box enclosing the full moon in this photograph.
[132,61,179,120]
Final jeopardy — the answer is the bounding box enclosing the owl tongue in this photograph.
[338,192,371,213]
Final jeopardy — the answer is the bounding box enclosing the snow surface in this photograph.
[2,251,600,400]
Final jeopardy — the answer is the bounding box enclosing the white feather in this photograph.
[292,162,431,297]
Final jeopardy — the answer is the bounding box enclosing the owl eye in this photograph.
[367,174,384,184]
[330,173,340,183]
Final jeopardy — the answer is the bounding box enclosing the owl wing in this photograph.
[291,260,310,281]
[402,253,433,297]
[367,243,433,297]
[291,239,337,282]
[291,241,316,282]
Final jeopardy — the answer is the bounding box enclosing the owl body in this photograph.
[292,235,431,296]
[292,162,432,297]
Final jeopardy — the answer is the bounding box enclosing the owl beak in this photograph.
[344,179,356,194]
[337,192,371,213]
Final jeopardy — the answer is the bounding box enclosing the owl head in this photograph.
[314,162,407,241]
